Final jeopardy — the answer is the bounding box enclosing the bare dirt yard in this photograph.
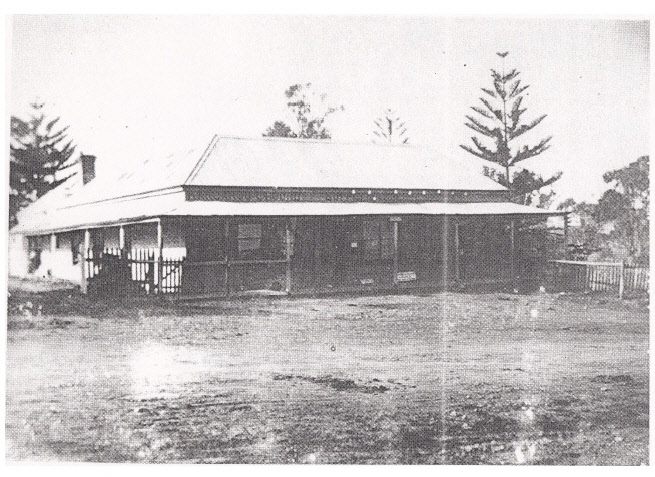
[6,278,649,464]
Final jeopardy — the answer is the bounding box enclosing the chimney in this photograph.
[80,154,96,185]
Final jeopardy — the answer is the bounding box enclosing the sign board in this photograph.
[389,216,402,222]
[359,278,375,285]
[396,271,417,282]
[350,242,358,248]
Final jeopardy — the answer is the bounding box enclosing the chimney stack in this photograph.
[80,154,96,185]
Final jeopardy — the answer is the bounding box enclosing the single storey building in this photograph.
[9,136,562,298]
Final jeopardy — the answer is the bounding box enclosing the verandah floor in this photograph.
[172,277,518,302]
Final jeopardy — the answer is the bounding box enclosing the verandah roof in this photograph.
[13,189,563,235]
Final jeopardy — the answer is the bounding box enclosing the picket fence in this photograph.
[549,260,649,298]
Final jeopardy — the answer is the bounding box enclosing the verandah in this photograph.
[27,214,527,298]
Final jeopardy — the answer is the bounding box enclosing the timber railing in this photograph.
[85,247,185,296]
[548,260,649,298]
[178,257,290,299]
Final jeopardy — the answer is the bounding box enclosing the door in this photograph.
[183,217,226,295]
[332,217,357,284]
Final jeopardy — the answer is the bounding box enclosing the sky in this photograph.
[8,15,650,204]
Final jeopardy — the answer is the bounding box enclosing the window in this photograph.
[236,221,286,260]
[237,223,262,254]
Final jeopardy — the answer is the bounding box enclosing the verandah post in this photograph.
[454,222,461,283]
[510,219,516,289]
[50,233,56,275]
[285,218,292,293]
[157,219,163,295]
[563,211,569,258]
[392,217,400,285]
[618,260,625,299]
[119,225,125,258]
[224,218,230,296]
[81,229,90,293]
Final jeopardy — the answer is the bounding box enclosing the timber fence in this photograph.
[548,260,648,298]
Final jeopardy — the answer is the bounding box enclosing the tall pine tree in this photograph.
[460,52,560,205]
[10,101,77,228]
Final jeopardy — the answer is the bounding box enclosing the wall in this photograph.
[291,216,460,293]
[459,218,513,282]
[14,220,187,287]
[181,216,288,295]
[22,232,85,284]
[8,234,29,277]
[101,227,121,250]
[49,232,85,283]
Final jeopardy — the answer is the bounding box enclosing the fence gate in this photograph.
[85,248,183,297]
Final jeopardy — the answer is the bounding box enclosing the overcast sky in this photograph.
[9,16,650,203]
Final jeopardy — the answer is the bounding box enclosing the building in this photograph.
[8,136,562,298]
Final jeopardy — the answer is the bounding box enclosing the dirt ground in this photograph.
[5,278,649,464]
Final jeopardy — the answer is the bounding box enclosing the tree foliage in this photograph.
[595,156,649,264]
[559,156,649,265]
[9,101,77,228]
[557,199,603,259]
[371,109,409,145]
[602,155,649,207]
[263,83,343,139]
[484,166,562,207]
[460,52,560,204]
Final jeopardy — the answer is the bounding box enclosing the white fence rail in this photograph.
[549,260,649,298]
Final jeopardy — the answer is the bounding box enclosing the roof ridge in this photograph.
[209,134,428,149]
[184,134,219,185]
[59,186,185,210]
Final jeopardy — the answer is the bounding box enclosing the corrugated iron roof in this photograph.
[185,136,507,191]
[13,191,561,235]
[16,136,506,213]
[13,190,186,234]
[12,136,561,235]
[64,147,202,207]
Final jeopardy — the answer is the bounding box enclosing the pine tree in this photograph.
[10,101,77,228]
[460,52,560,205]
[371,109,409,145]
